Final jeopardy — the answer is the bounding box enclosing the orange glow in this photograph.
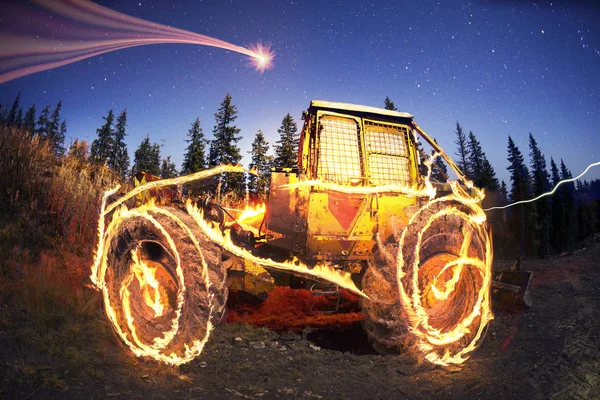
[237,203,266,223]
[129,248,167,318]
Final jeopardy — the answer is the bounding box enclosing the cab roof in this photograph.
[309,100,414,120]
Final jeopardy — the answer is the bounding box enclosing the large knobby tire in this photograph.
[361,197,492,365]
[102,206,227,365]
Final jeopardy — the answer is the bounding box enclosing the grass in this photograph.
[0,125,125,395]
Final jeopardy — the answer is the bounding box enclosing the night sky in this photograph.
[1,0,599,185]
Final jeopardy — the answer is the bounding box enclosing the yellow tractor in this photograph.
[91,100,530,367]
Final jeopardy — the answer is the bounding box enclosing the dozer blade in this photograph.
[491,270,534,308]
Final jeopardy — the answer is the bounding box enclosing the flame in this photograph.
[228,203,266,223]
[129,248,167,318]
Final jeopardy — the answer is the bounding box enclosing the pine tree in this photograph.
[90,110,115,165]
[559,159,578,249]
[208,93,244,199]
[454,122,470,178]
[528,133,551,256]
[248,130,273,201]
[507,135,535,258]
[47,101,65,155]
[15,108,23,128]
[160,156,178,179]
[550,157,561,187]
[23,104,36,134]
[113,109,130,179]
[467,131,484,183]
[273,113,299,168]
[430,138,448,182]
[6,92,21,126]
[480,158,500,190]
[466,131,498,189]
[181,118,207,174]
[36,105,51,138]
[498,181,509,205]
[133,135,161,175]
[507,136,531,202]
[384,96,398,111]
[550,157,564,252]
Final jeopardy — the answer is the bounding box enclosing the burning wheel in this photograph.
[362,195,493,365]
[97,206,227,365]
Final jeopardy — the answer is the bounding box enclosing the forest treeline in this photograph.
[1,92,599,259]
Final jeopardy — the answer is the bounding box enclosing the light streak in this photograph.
[0,0,274,84]
[484,161,600,211]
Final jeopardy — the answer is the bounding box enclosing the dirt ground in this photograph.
[1,241,599,400]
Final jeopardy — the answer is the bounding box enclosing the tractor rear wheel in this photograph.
[361,197,492,365]
[101,206,227,365]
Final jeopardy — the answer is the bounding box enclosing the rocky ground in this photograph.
[1,241,599,400]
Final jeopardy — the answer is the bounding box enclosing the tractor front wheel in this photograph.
[361,197,493,365]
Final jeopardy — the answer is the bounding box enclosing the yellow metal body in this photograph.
[265,100,425,264]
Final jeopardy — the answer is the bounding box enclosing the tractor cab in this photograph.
[264,100,425,263]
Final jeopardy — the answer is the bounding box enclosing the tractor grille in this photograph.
[364,122,411,185]
[317,115,363,183]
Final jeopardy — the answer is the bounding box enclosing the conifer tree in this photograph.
[15,108,23,128]
[208,93,244,199]
[454,122,470,178]
[248,130,273,201]
[273,113,299,168]
[559,159,578,249]
[36,104,51,138]
[467,131,484,183]
[498,181,509,205]
[113,109,130,178]
[6,92,20,126]
[507,135,535,257]
[384,96,398,111]
[46,101,65,155]
[181,118,207,174]
[549,157,564,251]
[507,136,531,202]
[133,135,161,175]
[160,156,178,179]
[466,131,498,189]
[550,157,561,187]
[430,138,448,182]
[528,133,551,256]
[23,104,36,134]
[90,110,115,165]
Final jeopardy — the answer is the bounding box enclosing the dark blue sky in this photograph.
[1,0,599,184]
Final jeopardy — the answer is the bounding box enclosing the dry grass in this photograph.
[0,124,117,335]
[0,124,120,256]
